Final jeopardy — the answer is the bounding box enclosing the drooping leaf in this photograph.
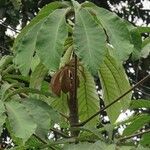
[5,100,37,142]
[129,27,142,60]
[123,114,150,136]
[30,54,40,72]
[85,3,133,61]
[0,82,16,100]
[29,63,48,98]
[13,1,69,50]
[63,141,116,150]
[140,133,150,147]
[141,37,150,58]
[5,119,24,145]
[50,92,69,127]
[14,21,44,76]
[78,67,99,125]
[130,99,150,109]
[0,55,13,71]
[0,100,6,134]
[13,2,69,75]
[25,135,44,150]
[137,27,150,33]
[21,99,58,140]
[99,54,131,124]
[73,8,106,74]
[60,46,73,68]
[122,21,142,60]
[36,8,69,71]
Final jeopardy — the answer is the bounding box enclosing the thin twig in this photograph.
[118,128,150,141]
[77,74,150,126]
[59,112,69,120]
[0,20,20,33]
[33,133,47,144]
[50,128,71,138]
[135,88,150,97]
[4,87,54,101]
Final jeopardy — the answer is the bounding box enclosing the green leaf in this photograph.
[63,141,116,150]
[10,0,21,10]
[13,2,69,75]
[140,133,150,147]
[0,82,15,100]
[86,5,133,61]
[36,8,68,71]
[78,68,99,125]
[13,1,69,50]
[25,135,43,149]
[78,126,104,141]
[14,21,43,75]
[0,100,6,134]
[136,145,150,150]
[60,46,73,68]
[74,8,106,74]
[123,114,150,136]
[129,28,142,60]
[141,38,150,58]
[0,55,13,71]
[137,27,150,33]
[29,63,48,98]
[51,92,69,127]
[5,100,37,142]
[130,99,150,109]
[5,119,24,146]
[30,54,40,72]
[99,54,131,124]
[21,99,54,140]
[124,21,142,60]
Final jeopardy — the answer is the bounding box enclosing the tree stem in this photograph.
[68,54,79,137]
[77,74,150,126]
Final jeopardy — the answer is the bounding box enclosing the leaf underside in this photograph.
[99,54,131,124]
[74,8,106,74]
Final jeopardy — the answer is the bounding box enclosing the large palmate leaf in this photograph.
[123,114,150,136]
[74,8,106,74]
[0,101,6,134]
[36,8,68,71]
[99,54,131,124]
[5,101,37,142]
[13,2,69,75]
[84,3,133,61]
[78,68,99,125]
